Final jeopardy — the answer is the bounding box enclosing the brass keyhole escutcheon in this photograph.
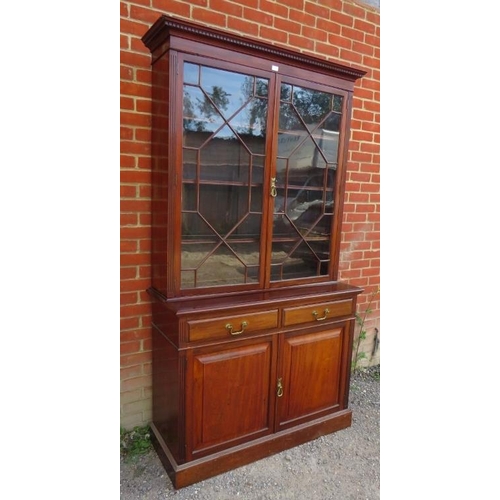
[277,377,283,397]
[270,177,277,198]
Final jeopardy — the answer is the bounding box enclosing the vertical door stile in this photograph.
[261,72,281,289]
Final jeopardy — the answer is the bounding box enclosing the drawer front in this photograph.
[188,309,279,342]
[283,299,353,327]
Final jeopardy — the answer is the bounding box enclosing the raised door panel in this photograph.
[188,337,275,458]
[277,327,343,430]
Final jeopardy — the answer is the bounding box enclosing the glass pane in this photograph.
[196,246,246,287]
[181,242,217,269]
[183,86,224,147]
[199,184,249,236]
[199,127,250,183]
[251,155,265,184]
[280,83,292,101]
[183,62,199,85]
[333,95,343,112]
[279,103,304,132]
[227,242,261,265]
[281,241,319,280]
[292,86,332,131]
[181,270,195,288]
[227,213,262,239]
[182,213,217,239]
[200,67,252,120]
[312,129,339,163]
[308,240,331,269]
[256,78,269,97]
[230,98,268,153]
[182,183,197,211]
[250,186,263,213]
[183,149,197,180]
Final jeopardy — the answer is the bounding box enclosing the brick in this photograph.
[288,34,315,51]
[121,241,138,254]
[362,121,379,133]
[244,7,273,25]
[120,290,139,306]
[315,42,340,59]
[121,170,151,184]
[121,340,141,355]
[121,303,151,319]
[121,317,139,330]
[302,26,327,42]
[152,0,191,17]
[130,5,162,24]
[121,266,137,280]
[228,16,259,36]
[121,96,134,110]
[192,7,227,27]
[120,253,150,268]
[340,48,363,64]
[120,412,147,430]
[353,40,374,57]
[289,9,316,27]
[121,328,151,342]
[260,0,288,18]
[120,388,142,404]
[260,26,288,44]
[341,26,364,42]
[316,18,341,35]
[121,351,151,368]
[121,376,152,391]
[274,17,301,35]
[305,2,329,20]
[354,18,376,35]
[120,18,150,38]
[342,2,366,19]
[120,278,152,292]
[120,140,151,156]
[122,399,151,416]
[330,11,353,27]
[329,33,352,49]
[210,0,243,16]
[121,112,151,128]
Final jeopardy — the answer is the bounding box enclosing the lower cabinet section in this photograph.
[149,283,362,488]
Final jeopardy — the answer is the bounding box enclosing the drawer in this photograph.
[187,309,279,342]
[283,299,353,327]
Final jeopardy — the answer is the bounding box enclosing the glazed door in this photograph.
[178,57,276,292]
[268,77,349,284]
[187,336,277,458]
[276,325,345,431]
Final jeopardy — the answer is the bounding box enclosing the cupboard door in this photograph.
[277,326,343,430]
[188,337,276,457]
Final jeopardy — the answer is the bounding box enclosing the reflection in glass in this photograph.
[184,62,199,85]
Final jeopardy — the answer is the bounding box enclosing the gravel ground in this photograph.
[120,366,380,500]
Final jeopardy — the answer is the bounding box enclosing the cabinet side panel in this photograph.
[152,323,181,462]
[151,52,170,293]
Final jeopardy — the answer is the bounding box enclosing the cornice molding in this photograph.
[142,15,366,81]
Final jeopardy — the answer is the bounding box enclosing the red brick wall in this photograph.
[120,0,380,429]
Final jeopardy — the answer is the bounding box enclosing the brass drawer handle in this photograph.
[312,308,330,321]
[225,321,248,335]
